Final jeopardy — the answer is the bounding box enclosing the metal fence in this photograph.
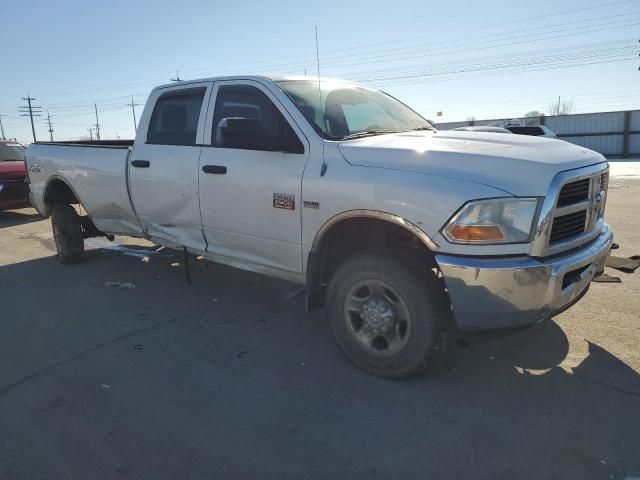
[435,110,640,157]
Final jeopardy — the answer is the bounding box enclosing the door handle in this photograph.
[202,165,227,174]
[131,160,150,168]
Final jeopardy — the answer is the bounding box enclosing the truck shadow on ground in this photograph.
[0,208,41,228]
[0,241,639,479]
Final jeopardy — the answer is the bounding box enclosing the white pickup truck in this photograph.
[26,75,612,378]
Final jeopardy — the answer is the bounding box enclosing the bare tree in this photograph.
[548,98,574,116]
[524,110,542,117]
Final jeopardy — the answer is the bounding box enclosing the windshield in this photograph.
[0,143,26,162]
[277,80,433,140]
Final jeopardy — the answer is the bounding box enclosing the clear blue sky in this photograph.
[1,0,638,143]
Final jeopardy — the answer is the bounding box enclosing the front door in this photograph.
[198,80,309,276]
[129,82,212,250]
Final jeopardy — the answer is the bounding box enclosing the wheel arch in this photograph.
[305,210,440,311]
[42,175,84,216]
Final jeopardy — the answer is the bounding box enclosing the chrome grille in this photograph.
[600,172,608,191]
[531,164,609,257]
[550,210,587,243]
[556,178,590,207]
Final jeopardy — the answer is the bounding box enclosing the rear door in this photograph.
[198,80,309,276]
[129,82,212,250]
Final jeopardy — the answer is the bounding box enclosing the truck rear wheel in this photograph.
[51,204,84,264]
[326,248,447,379]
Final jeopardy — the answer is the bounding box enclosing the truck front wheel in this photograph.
[326,248,447,379]
[51,204,84,264]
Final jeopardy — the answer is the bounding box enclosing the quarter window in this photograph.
[147,87,206,146]
[212,85,303,153]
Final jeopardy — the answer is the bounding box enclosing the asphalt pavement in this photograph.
[0,165,638,479]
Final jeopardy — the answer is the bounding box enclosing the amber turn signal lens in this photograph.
[448,224,504,241]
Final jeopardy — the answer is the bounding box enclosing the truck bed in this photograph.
[26,142,143,237]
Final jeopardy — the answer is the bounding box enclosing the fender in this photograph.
[305,209,439,311]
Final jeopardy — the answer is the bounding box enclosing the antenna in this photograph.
[171,70,183,82]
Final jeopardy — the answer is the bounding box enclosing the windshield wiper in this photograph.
[340,129,398,141]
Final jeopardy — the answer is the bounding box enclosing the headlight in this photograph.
[442,198,540,244]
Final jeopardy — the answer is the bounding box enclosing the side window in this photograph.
[212,85,304,154]
[147,87,206,146]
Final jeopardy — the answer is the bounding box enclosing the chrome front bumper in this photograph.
[435,225,613,330]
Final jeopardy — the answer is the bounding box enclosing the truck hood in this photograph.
[0,161,26,177]
[337,131,605,196]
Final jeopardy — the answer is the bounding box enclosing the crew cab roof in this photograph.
[151,75,358,92]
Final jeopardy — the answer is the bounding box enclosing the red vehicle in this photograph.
[0,140,31,211]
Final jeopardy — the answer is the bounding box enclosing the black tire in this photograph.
[326,248,448,379]
[51,204,84,265]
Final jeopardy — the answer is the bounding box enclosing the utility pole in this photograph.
[94,104,101,140]
[45,111,54,142]
[170,70,182,82]
[19,94,42,142]
[87,128,94,141]
[127,96,140,132]
[557,96,561,115]
[0,114,6,140]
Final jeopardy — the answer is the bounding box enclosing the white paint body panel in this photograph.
[198,80,310,274]
[26,75,609,284]
[128,81,213,251]
[25,144,142,236]
[337,130,603,196]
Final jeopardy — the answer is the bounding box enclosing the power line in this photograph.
[372,57,638,88]
[292,13,640,72]
[352,41,636,84]
[184,13,640,78]
[310,0,640,57]
[179,6,639,77]
[52,105,132,118]
[19,95,41,142]
[25,7,638,103]
[29,1,636,102]
[324,22,640,75]
[486,0,637,27]
[13,10,638,107]
[42,93,147,109]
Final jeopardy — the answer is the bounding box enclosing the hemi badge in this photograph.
[303,200,319,209]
